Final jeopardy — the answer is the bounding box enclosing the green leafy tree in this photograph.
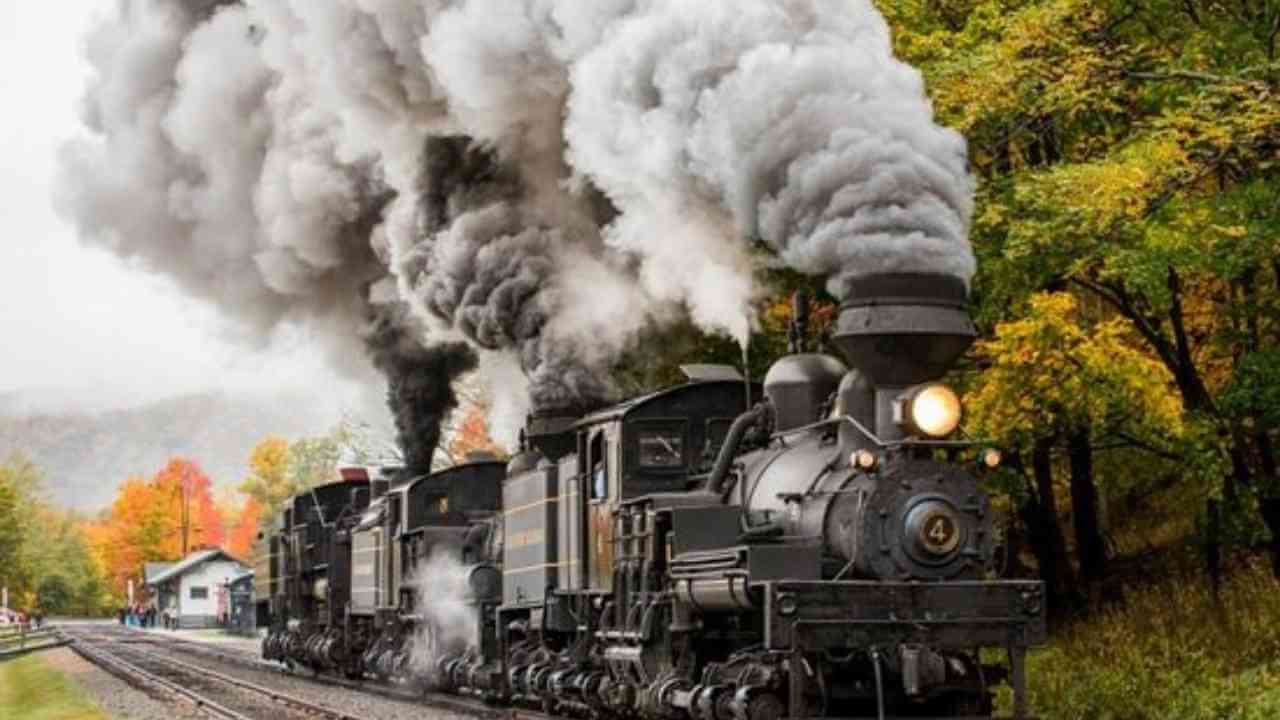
[0,470,26,597]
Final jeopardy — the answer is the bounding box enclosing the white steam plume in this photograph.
[405,550,478,685]
[59,0,975,435]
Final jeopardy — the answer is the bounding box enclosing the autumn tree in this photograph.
[0,453,113,614]
[881,0,1280,574]
[224,496,262,560]
[0,460,30,597]
[152,458,222,554]
[445,402,508,464]
[968,293,1185,606]
[241,424,380,521]
[89,457,222,600]
[240,436,292,513]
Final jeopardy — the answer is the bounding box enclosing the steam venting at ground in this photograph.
[405,550,477,685]
[59,0,975,446]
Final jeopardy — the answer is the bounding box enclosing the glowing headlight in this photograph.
[901,384,962,438]
[980,447,1003,469]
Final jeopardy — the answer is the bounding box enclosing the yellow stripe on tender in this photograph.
[503,559,579,575]
[503,488,579,517]
[503,497,559,516]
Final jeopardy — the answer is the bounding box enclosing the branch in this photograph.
[1167,266,1218,414]
[1269,12,1280,61]
[1108,431,1187,462]
[1125,62,1280,85]
[1070,276,1180,372]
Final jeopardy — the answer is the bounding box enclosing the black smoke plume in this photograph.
[401,136,613,413]
[363,303,477,471]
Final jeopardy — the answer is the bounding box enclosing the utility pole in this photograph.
[181,467,190,556]
[172,465,192,556]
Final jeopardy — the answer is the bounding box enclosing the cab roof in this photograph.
[574,379,753,427]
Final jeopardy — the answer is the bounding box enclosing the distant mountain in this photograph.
[0,390,349,512]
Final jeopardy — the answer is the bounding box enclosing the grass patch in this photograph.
[1000,558,1280,719]
[0,653,108,720]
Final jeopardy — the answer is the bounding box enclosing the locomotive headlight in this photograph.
[900,383,962,438]
[980,447,1003,469]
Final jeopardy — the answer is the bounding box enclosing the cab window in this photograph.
[631,420,688,472]
[589,432,608,501]
[638,428,685,468]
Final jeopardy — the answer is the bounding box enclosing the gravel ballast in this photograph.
[138,638,481,720]
[41,646,203,720]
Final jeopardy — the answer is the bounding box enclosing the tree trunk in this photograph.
[1068,428,1108,583]
[1262,498,1280,579]
[1026,439,1078,613]
[1207,498,1222,600]
[1256,433,1280,579]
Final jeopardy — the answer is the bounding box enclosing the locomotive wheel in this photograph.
[935,691,993,716]
[741,693,784,720]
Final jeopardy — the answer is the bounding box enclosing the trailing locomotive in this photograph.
[258,460,505,686]
[258,272,1045,719]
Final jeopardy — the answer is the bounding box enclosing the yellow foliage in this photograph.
[967,293,1183,443]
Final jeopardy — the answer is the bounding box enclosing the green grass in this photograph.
[0,653,108,720]
[999,558,1280,719]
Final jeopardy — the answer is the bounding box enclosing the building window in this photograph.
[189,586,208,600]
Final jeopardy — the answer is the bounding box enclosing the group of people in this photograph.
[118,604,178,630]
[2,609,43,629]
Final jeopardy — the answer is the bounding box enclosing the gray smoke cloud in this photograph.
[58,0,975,443]
[402,137,614,411]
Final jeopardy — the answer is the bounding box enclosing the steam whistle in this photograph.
[788,291,809,354]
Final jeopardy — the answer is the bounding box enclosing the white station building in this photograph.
[144,549,250,629]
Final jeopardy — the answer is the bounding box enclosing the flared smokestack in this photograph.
[831,273,975,387]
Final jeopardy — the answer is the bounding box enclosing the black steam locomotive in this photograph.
[257,273,1046,719]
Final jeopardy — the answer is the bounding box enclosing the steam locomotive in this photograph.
[257,273,1046,719]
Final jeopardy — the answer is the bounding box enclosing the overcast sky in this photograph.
[0,2,370,414]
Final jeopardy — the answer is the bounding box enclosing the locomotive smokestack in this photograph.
[831,273,975,387]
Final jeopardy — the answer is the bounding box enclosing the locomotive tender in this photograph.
[258,272,1046,719]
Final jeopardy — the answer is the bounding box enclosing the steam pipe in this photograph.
[706,404,767,496]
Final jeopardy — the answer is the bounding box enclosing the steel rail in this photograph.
[65,632,256,720]
[119,642,363,720]
[65,624,553,720]
[61,628,362,720]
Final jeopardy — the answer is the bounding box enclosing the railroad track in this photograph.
[59,624,532,720]
[60,627,366,720]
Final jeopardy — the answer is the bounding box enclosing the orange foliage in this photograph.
[225,496,261,560]
[89,457,225,599]
[152,458,223,551]
[448,403,506,462]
